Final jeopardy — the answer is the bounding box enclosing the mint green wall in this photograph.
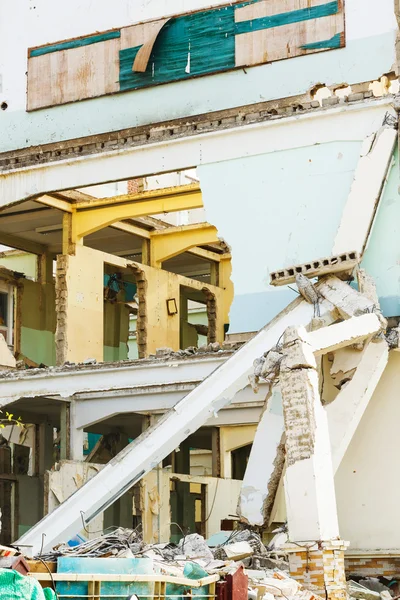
[104,342,129,362]
[199,141,363,333]
[362,146,400,317]
[20,328,56,366]
[0,254,37,279]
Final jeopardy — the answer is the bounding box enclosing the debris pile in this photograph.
[16,529,322,600]
[348,579,397,600]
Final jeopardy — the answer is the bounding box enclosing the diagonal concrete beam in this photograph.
[327,339,389,473]
[308,312,382,355]
[332,122,397,257]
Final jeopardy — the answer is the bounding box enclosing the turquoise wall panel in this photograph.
[30,30,121,57]
[57,557,154,599]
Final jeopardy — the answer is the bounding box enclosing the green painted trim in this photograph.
[301,32,342,50]
[30,30,121,57]
[234,1,339,35]
[120,6,236,92]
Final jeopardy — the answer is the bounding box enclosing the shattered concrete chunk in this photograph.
[177,533,213,560]
[280,341,316,371]
[260,351,283,379]
[155,347,175,358]
[385,326,400,349]
[283,326,310,347]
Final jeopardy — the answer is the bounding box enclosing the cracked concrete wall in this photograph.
[0,0,397,152]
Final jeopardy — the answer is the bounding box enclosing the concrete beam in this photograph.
[0,101,393,210]
[318,276,377,319]
[328,339,389,472]
[0,232,46,255]
[74,184,203,241]
[150,222,219,268]
[111,221,151,239]
[332,123,397,257]
[35,195,73,213]
[280,329,339,542]
[308,313,382,355]
[0,355,229,408]
[238,387,284,526]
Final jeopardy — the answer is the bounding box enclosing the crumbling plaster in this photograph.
[0,0,397,152]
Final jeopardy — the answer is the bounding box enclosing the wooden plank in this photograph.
[121,19,171,72]
[30,572,220,586]
[27,38,121,111]
[235,0,332,22]
[235,0,344,66]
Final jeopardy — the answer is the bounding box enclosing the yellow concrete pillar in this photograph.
[55,246,104,365]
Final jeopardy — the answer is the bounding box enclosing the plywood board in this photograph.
[28,36,121,111]
[27,0,345,111]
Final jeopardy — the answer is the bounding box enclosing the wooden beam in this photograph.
[0,233,46,255]
[35,195,73,213]
[30,573,220,586]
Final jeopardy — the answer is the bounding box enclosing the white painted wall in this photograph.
[335,351,400,550]
[0,0,396,152]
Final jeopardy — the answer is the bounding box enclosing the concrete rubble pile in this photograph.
[4,529,323,600]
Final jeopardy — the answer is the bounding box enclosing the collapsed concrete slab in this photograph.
[15,296,329,557]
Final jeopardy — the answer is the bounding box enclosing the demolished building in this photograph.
[0,0,400,597]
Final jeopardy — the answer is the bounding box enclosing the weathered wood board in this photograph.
[27,0,345,111]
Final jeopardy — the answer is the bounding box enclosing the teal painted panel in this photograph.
[301,32,342,50]
[57,557,153,599]
[30,30,121,57]
[120,6,236,91]
[235,1,339,35]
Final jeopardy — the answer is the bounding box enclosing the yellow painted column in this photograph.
[220,255,234,331]
[55,245,104,365]
[144,268,181,354]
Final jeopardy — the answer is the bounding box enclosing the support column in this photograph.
[211,428,221,478]
[285,541,349,600]
[238,387,284,526]
[280,326,347,600]
[37,422,54,474]
[55,245,104,365]
[60,401,84,461]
